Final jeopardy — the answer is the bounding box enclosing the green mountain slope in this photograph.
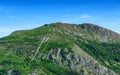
[0,22,120,75]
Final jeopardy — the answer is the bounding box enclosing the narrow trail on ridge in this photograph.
[31,36,49,61]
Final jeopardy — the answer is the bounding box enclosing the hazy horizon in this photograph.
[0,0,120,37]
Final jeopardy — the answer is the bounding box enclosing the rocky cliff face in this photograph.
[40,44,118,75]
[0,23,120,75]
[51,22,120,42]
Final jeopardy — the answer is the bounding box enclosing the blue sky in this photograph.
[0,0,120,37]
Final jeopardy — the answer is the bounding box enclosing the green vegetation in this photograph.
[0,50,78,75]
[40,39,73,53]
[75,39,120,74]
[0,23,120,74]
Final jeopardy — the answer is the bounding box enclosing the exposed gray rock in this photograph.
[41,44,119,75]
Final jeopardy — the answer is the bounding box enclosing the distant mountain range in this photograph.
[0,22,120,75]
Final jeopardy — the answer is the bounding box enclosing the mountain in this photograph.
[0,22,120,75]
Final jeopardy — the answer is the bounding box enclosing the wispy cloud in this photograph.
[0,6,22,19]
[0,6,12,13]
[57,14,120,34]
[0,9,12,13]
[60,14,96,23]
[79,15,92,19]
[5,13,23,19]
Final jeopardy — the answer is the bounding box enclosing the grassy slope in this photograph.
[0,25,77,75]
[0,50,78,75]
[0,23,120,74]
[75,39,120,74]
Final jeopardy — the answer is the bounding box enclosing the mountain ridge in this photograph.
[0,22,120,75]
[3,22,120,42]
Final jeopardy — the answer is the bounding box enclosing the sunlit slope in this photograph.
[0,23,120,75]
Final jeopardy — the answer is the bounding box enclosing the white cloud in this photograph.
[61,14,96,23]
[79,15,91,19]
[58,14,120,34]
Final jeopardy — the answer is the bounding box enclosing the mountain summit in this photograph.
[0,23,120,75]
